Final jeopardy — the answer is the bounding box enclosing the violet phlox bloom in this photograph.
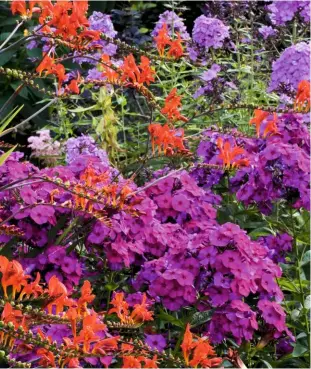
[258,25,277,39]
[192,15,230,50]
[145,334,167,352]
[268,42,310,93]
[267,1,310,25]
[65,135,109,166]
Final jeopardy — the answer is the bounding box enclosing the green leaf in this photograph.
[104,282,119,292]
[291,343,308,357]
[260,360,273,368]
[68,105,98,113]
[0,145,17,166]
[0,49,15,66]
[157,309,185,328]
[48,215,68,242]
[0,105,23,135]
[0,237,18,258]
[191,309,214,327]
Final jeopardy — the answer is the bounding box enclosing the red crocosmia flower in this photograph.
[37,348,56,368]
[1,302,26,333]
[19,272,42,300]
[181,324,193,366]
[66,78,80,94]
[141,355,158,369]
[295,80,310,112]
[263,113,278,138]
[217,137,249,168]
[181,324,222,367]
[122,356,142,369]
[62,357,81,369]
[154,23,170,57]
[138,56,155,85]
[11,0,41,19]
[46,275,69,314]
[249,109,269,137]
[148,123,186,155]
[0,255,30,299]
[130,293,154,323]
[79,30,101,43]
[36,54,66,92]
[101,54,120,84]
[161,88,188,123]
[121,54,155,86]
[108,292,130,322]
[78,280,95,314]
[75,312,106,353]
[168,33,184,59]
[92,336,120,355]
[121,54,141,84]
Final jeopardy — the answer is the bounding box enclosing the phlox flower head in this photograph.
[267,1,310,25]
[268,42,310,93]
[192,15,229,50]
[258,26,277,39]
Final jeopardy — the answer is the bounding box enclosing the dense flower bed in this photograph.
[0,1,310,368]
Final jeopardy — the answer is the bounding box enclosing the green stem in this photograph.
[290,208,310,350]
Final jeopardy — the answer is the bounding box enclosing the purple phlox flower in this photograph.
[145,334,167,352]
[268,42,310,93]
[200,64,221,82]
[30,205,55,225]
[267,1,310,25]
[258,26,277,39]
[192,15,229,50]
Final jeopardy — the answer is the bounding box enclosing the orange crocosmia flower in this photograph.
[11,0,41,18]
[216,137,248,168]
[78,280,95,308]
[141,355,158,369]
[108,292,129,322]
[0,256,30,299]
[181,323,194,366]
[138,56,155,85]
[154,23,170,57]
[37,348,56,368]
[66,72,81,95]
[36,54,66,92]
[75,311,106,353]
[190,339,222,368]
[263,113,278,138]
[161,88,188,123]
[19,272,42,300]
[66,306,78,337]
[92,336,120,355]
[46,275,69,314]
[120,54,155,86]
[148,123,186,155]
[130,293,153,323]
[101,54,120,84]
[62,357,81,369]
[181,324,222,368]
[122,356,142,369]
[1,302,25,331]
[295,80,310,111]
[168,33,184,59]
[120,54,141,84]
[249,109,269,137]
[121,340,135,353]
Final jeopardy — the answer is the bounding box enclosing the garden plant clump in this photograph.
[0,1,310,368]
